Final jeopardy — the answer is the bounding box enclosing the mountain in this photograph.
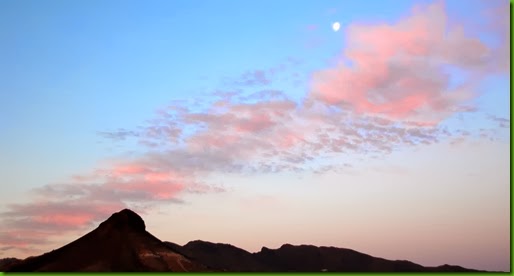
[4,209,210,272]
[164,240,274,272]
[3,209,483,272]
[164,241,481,272]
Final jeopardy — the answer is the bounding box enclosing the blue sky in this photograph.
[0,0,510,271]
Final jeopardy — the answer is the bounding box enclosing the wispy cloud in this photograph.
[97,129,141,141]
[488,115,510,128]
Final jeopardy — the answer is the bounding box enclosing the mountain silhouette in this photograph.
[3,209,210,272]
[2,209,483,272]
[164,241,481,272]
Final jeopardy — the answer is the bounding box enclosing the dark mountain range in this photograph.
[1,209,483,272]
[164,241,481,272]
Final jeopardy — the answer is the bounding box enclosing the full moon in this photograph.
[332,22,340,32]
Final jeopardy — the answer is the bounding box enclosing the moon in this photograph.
[332,22,340,32]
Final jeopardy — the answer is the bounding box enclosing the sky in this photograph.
[0,0,510,272]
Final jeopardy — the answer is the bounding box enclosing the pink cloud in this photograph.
[310,1,503,124]
[109,180,184,200]
[0,200,132,259]
[33,214,94,227]
[0,158,205,251]
[112,164,149,175]
[2,201,126,229]
[103,164,187,201]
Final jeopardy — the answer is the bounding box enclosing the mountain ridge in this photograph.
[164,240,483,272]
[1,209,486,272]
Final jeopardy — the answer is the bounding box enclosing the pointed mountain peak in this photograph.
[98,208,146,232]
